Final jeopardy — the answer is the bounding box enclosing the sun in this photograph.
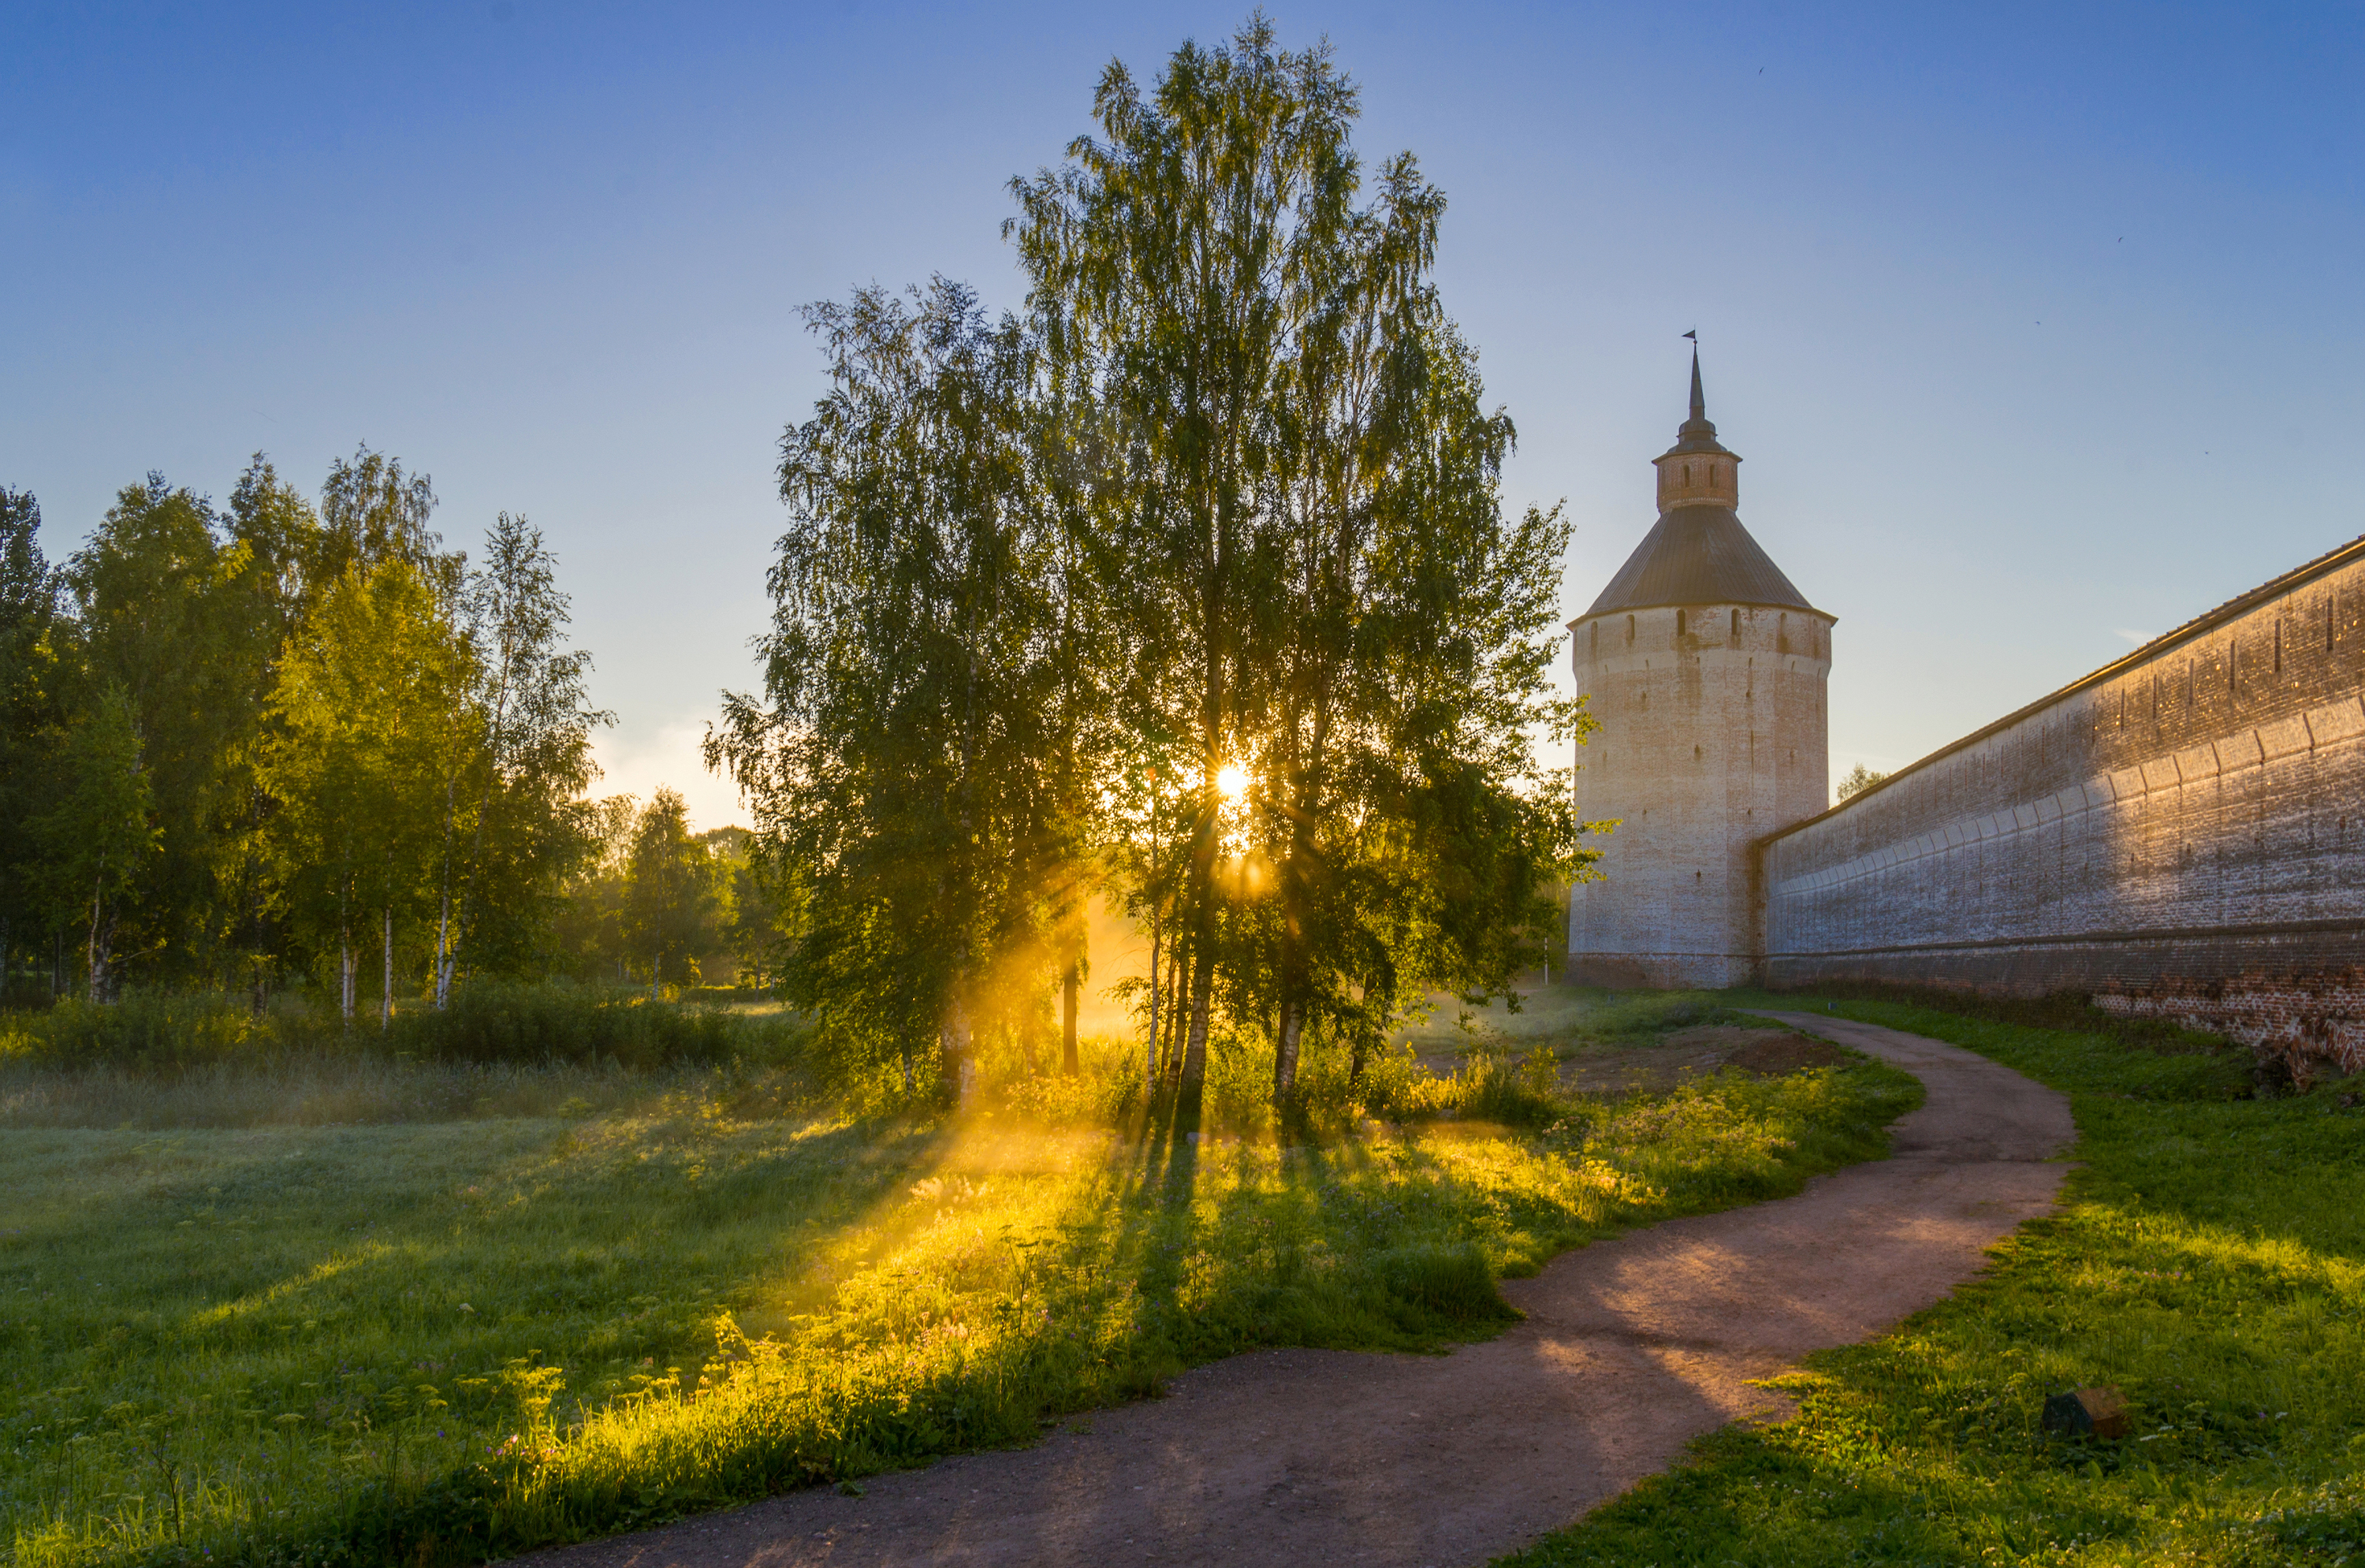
[1216,764,1249,800]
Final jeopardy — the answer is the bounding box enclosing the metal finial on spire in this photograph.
[1689,343,1705,423]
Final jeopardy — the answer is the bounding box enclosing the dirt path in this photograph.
[514,1012,2073,1568]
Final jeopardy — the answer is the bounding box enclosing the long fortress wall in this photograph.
[1760,534,2365,1071]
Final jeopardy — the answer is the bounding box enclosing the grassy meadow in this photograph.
[0,989,1916,1568]
[1509,993,2365,1568]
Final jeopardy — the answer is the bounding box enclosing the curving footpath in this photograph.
[514,1012,2073,1568]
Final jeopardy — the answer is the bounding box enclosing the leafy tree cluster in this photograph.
[547,791,777,993]
[1835,762,1889,801]
[0,452,624,1019]
[710,18,1596,1107]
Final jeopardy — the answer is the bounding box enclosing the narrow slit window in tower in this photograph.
[1677,609,1686,635]
[1626,614,1635,644]
[1730,609,1740,637]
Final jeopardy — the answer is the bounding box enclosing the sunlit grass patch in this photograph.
[0,1030,1913,1568]
[1500,995,2365,1568]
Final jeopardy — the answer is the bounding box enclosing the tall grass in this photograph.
[0,1028,1916,1568]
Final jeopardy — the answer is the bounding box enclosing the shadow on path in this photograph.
[508,1013,2073,1568]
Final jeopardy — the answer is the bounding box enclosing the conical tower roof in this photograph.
[1581,508,1813,616]
[1581,351,1820,618]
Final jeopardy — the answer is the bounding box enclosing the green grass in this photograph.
[0,1022,1915,1568]
[1500,993,2365,1568]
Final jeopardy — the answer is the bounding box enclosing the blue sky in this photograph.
[6,2,2360,826]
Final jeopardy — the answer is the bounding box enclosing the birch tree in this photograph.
[261,559,475,1026]
[436,512,608,997]
[1009,17,1360,1104]
[1015,20,1587,1102]
[709,281,1065,1101]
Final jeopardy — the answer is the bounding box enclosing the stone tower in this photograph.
[1566,351,1832,988]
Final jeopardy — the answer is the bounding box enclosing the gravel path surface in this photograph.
[512,1012,2073,1568]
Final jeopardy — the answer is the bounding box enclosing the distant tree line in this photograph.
[0,456,771,1019]
[709,20,1596,1107]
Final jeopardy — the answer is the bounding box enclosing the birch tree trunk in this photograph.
[939,993,975,1108]
[381,907,393,1030]
[1179,942,1215,1107]
[1061,959,1080,1075]
[434,886,453,1009]
[84,858,102,1001]
[86,859,114,1004]
[1145,909,1161,1089]
[1275,997,1306,1101]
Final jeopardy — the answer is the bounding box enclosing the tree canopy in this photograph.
[716,17,1592,1105]
[0,451,619,1014]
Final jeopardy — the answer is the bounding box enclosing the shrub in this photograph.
[1449,1048,1563,1127]
[395,981,797,1069]
[0,982,808,1075]
[0,991,283,1068]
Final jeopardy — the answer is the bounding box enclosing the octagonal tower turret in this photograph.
[1566,349,1832,989]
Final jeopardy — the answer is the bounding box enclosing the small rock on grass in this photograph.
[2043,1387,2130,1440]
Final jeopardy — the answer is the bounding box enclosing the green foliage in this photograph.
[0,1044,1911,1568]
[1503,995,2363,1567]
[546,802,744,994]
[0,486,63,988]
[53,477,263,978]
[1009,18,1592,1102]
[718,20,1592,1107]
[259,557,477,1015]
[447,511,610,983]
[620,789,724,993]
[1834,762,1888,799]
[2,448,606,1010]
[709,277,1079,1099]
[24,684,157,999]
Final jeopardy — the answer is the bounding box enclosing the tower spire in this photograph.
[1656,336,1738,509]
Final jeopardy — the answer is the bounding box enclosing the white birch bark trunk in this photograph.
[940,994,976,1108]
